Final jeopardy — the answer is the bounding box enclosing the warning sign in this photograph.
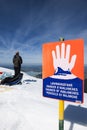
[42,39,84,103]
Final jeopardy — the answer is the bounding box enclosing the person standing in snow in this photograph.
[13,51,23,76]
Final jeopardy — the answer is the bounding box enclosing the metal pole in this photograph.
[59,37,64,130]
[59,100,64,130]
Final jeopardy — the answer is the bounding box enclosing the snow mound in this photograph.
[0,67,87,130]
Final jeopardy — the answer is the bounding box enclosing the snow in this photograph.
[0,67,87,130]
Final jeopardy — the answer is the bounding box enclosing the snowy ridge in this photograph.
[0,67,87,130]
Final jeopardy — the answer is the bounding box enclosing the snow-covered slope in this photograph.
[0,67,87,130]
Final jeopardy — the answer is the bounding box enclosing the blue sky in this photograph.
[0,0,87,65]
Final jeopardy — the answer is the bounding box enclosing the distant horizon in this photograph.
[0,63,42,66]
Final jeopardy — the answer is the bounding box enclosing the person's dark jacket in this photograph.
[13,54,22,68]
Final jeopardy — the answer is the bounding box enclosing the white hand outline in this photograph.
[52,43,77,73]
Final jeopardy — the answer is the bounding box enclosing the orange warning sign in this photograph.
[42,39,84,103]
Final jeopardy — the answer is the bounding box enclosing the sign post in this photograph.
[42,39,84,130]
[59,38,64,130]
[59,100,64,130]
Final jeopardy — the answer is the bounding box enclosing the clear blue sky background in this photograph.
[0,0,87,65]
